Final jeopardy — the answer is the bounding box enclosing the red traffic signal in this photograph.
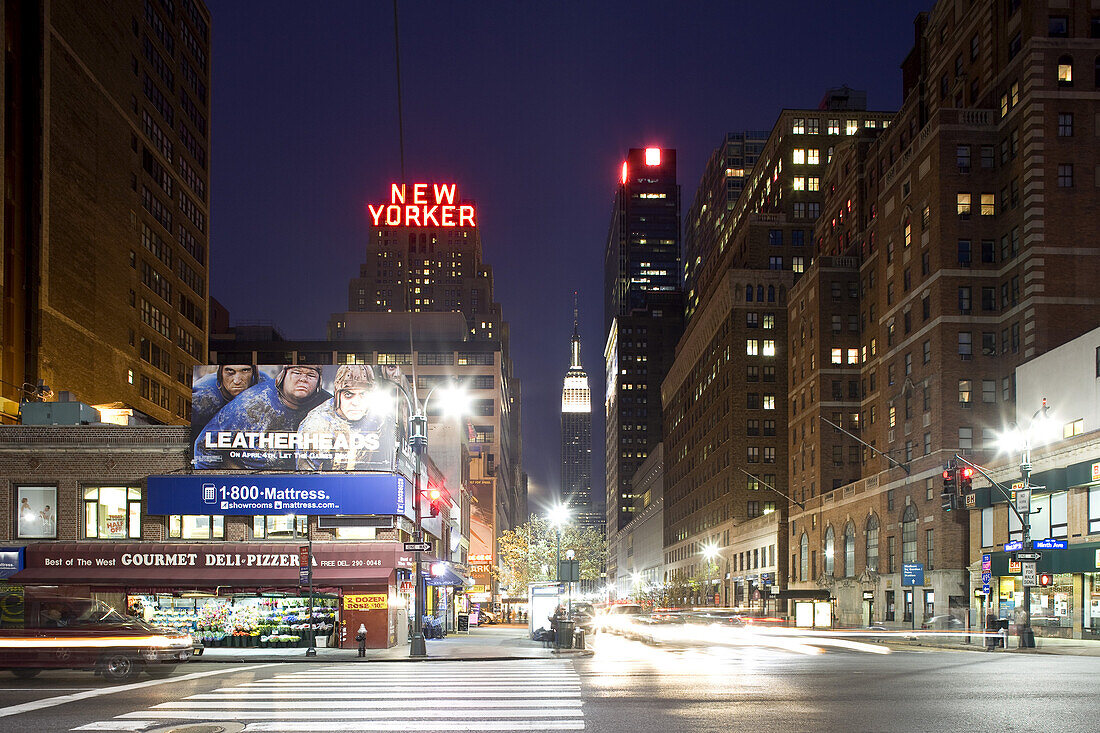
[426,486,444,517]
[959,466,975,494]
[1038,573,1053,587]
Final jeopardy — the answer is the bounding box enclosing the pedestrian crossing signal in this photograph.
[1038,573,1053,587]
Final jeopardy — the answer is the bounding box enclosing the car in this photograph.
[0,594,194,682]
[597,603,644,635]
[478,610,498,625]
[921,614,965,630]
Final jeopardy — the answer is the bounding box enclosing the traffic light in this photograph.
[959,466,975,495]
[427,486,443,517]
[941,464,958,511]
[1038,573,1053,587]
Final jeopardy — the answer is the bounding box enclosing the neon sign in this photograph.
[367,183,476,228]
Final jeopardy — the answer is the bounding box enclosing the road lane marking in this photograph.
[125,709,584,719]
[0,664,268,719]
[240,723,585,732]
[72,722,157,731]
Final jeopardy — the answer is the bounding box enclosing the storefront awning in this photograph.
[423,564,468,588]
[776,589,831,601]
[10,542,414,587]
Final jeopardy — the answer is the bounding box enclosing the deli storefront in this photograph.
[4,542,415,649]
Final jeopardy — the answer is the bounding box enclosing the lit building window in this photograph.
[831,348,843,364]
[762,340,776,357]
[793,149,806,165]
[747,339,760,356]
[793,177,806,191]
[807,149,820,165]
[956,193,971,217]
[847,349,859,364]
[980,193,995,216]
[846,120,858,135]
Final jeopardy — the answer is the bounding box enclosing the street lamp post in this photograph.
[702,543,719,607]
[993,398,1052,649]
[402,381,468,658]
[548,503,570,610]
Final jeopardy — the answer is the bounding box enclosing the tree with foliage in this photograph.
[494,514,606,596]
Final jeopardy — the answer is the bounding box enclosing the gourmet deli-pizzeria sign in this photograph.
[12,542,415,586]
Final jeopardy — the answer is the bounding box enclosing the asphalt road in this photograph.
[1,635,1097,732]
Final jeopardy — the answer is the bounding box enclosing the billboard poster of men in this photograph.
[192,364,409,472]
[190,365,269,444]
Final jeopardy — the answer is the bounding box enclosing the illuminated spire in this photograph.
[570,291,582,369]
[562,294,589,413]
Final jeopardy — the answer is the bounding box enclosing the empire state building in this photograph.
[561,300,599,531]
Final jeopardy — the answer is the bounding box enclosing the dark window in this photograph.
[981,239,995,263]
[1049,16,1069,37]
[958,240,971,266]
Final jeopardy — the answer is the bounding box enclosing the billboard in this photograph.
[146,474,407,516]
[191,364,410,472]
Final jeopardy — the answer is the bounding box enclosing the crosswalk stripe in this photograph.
[240,723,585,732]
[72,660,585,732]
[124,709,584,720]
[181,696,582,706]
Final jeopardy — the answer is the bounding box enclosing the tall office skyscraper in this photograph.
[0,0,212,424]
[603,147,683,586]
[561,298,596,530]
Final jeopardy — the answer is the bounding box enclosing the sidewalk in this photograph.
[195,624,591,663]
[886,632,1100,656]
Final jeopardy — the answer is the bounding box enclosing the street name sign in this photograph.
[1033,539,1067,550]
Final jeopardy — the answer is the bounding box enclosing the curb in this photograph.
[189,654,564,664]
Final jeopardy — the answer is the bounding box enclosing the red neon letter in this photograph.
[441,205,455,226]
[390,183,406,204]
[423,206,439,227]
[385,205,402,226]
[405,205,421,227]
[433,184,456,205]
[367,204,385,226]
[413,183,428,205]
[459,205,475,227]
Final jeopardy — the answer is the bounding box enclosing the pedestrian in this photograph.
[355,623,367,657]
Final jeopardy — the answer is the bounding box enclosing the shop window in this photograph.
[981,507,994,547]
[923,589,935,619]
[84,486,142,539]
[17,485,57,539]
[1090,485,1100,534]
[885,590,895,621]
[169,515,225,540]
[253,515,308,539]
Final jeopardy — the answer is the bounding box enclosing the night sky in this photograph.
[209,1,931,513]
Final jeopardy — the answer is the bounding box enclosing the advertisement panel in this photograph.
[344,594,388,611]
[146,474,407,516]
[191,364,410,472]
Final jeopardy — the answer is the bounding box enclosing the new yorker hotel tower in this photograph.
[349,183,500,340]
[604,148,684,585]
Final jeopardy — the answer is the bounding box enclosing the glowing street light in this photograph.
[398,377,469,658]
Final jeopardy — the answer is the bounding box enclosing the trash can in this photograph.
[573,628,585,650]
[1018,625,1036,648]
[556,620,575,649]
